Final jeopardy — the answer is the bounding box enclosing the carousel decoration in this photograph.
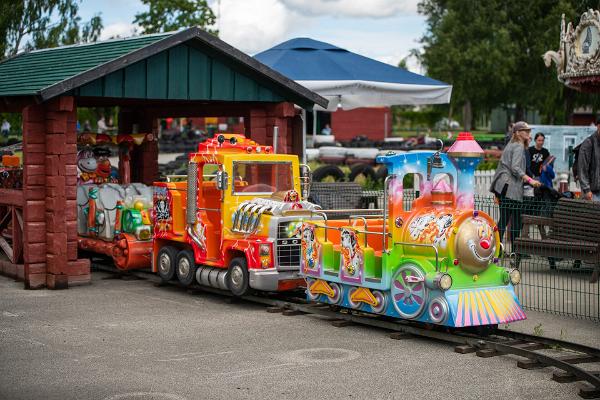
[544,9,600,92]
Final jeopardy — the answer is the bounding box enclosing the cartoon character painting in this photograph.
[77,148,118,184]
[153,187,172,236]
[301,223,320,274]
[408,212,454,248]
[77,149,98,184]
[340,229,362,282]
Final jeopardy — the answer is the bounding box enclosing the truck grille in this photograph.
[276,222,301,269]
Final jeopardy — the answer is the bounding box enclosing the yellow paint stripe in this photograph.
[474,291,488,323]
[499,290,518,319]
[480,290,497,323]
[469,291,479,325]
[485,289,505,320]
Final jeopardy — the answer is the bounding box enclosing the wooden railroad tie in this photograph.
[454,345,476,354]
[330,319,353,327]
[389,332,414,340]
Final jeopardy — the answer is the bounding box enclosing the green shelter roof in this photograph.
[0,28,327,109]
[0,33,171,97]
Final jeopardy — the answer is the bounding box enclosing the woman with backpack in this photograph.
[490,121,541,253]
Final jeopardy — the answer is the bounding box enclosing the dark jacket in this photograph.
[578,133,600,194]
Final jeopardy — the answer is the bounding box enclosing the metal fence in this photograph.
[308,183,600,322]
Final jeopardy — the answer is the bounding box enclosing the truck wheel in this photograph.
[227,257,249,297]
[176,249,197,287]
[157,246,177,281]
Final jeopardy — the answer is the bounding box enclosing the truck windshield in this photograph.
[232,161,294,194]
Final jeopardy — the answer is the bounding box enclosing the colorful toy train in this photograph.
[75,132,525,329]
[300,132,525,328]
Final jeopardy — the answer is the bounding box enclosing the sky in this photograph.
[78,0,427,72]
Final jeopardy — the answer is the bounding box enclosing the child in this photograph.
[539,155,556,189]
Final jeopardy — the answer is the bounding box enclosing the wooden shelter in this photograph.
[0,27,327,289]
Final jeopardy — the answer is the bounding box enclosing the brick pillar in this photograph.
[121,110,158,185]
[266,102,295,154]
[44,97,90,289]
[22,104,49,289]
[291,112,304,160]
[245,108,267,144]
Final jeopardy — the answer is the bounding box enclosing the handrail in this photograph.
[393,241,440,272]
[349,215,368,245]
[310,210,328,242]
[382,174,397,254]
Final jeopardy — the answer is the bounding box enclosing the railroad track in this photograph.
[94,264,600,399]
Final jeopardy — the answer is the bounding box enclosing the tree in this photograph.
[418,0,600,128]
[419,0,518,130]
[134,0,217,35]
[0,0,102,59]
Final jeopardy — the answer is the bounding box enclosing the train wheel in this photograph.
[391,264,427,319]
[328,282,342,304]
[347,287,363,310]
[227,257,249,297]
[306,279,320,301]
[176,249,197,287]
[371,290,387,314]
[157,246,177,281]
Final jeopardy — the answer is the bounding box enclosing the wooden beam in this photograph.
[0,189,24,206]
[0,236,14,263]
[12,207,22,263]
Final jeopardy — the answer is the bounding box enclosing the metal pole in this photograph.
[273,125,279,153]
[301,109,307,163]
[384,111,388,139]
[312,111,317,147]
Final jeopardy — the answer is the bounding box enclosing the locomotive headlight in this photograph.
[425,272,452,291]
[437,273,453,291]
[509,269,521,285]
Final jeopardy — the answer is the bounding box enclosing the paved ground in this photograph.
[1,272,598,400]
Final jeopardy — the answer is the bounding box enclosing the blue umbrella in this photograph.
[255,37,452,111]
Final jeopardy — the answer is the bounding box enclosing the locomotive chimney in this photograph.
[446,132,484,209]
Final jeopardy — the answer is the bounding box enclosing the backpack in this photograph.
[572,143,582,181]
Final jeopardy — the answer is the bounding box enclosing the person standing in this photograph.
[578,118,600,201]
[97,116,107,134]
[1,119,10,139]
[528,133,550,178]
[490,121,541,251]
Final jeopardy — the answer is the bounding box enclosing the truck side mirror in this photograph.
[216,170,228,191]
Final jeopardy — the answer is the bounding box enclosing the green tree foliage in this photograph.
[0,0,102,59]
[418,0,600,127]
[134,0,217,35]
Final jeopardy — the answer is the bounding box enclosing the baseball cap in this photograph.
[512,121,531,133]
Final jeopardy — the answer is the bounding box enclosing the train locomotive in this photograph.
[300,132,525,328]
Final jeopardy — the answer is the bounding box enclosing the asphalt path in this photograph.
[0,272,595,400]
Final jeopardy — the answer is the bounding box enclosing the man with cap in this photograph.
[578,117,600,202]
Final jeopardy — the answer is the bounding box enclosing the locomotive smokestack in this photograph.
[446,132,484,209]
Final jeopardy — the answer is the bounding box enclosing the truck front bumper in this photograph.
[249,268,305,292]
